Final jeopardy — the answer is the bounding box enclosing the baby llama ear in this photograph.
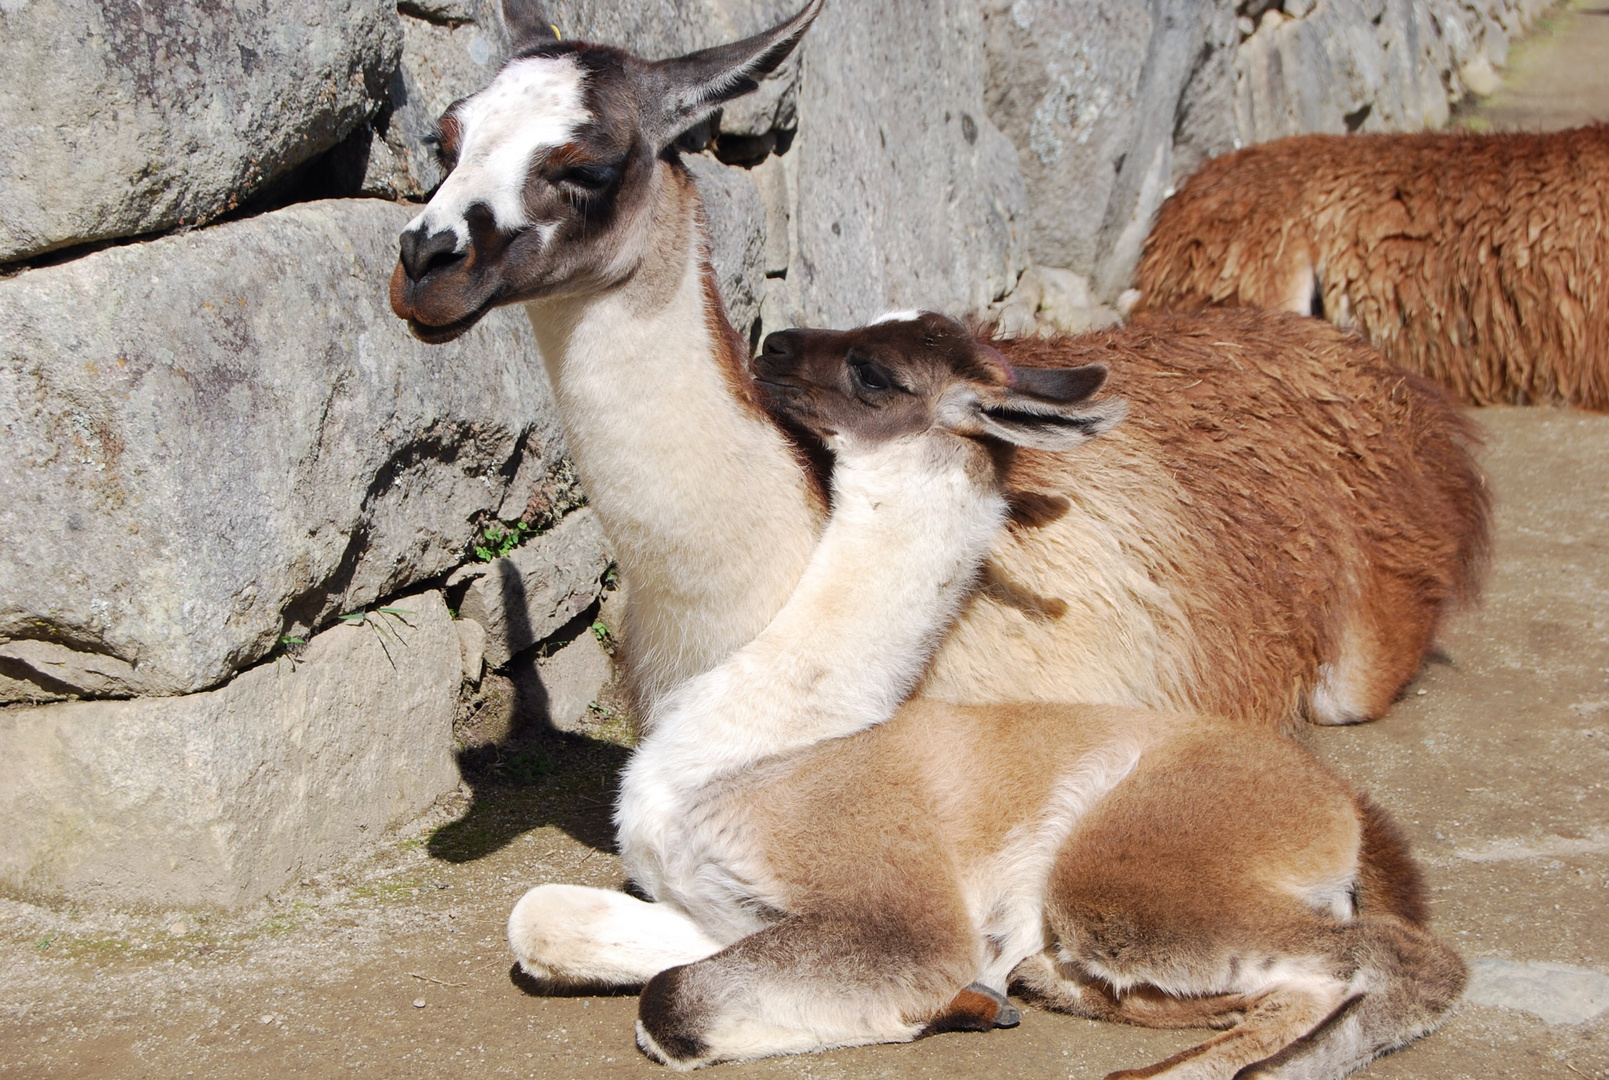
[501,0,560,52]
[967,364,1127,451]
[638,0,824,151]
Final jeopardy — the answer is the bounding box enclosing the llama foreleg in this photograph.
[635,910,991,1069]
[507,884,725,989]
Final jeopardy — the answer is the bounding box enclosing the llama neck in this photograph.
[636,436,1006,775]
[524,168,822,705]
[615,435,1003,905]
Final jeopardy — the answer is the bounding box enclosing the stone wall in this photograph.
[0,0,1546,908]
[980,0,1553,298]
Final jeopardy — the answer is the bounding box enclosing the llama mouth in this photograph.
[407,303,492,345]
[751,376,804,409]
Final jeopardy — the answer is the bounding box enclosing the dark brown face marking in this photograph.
[752,313,1009,444]
[751,312,1119,458]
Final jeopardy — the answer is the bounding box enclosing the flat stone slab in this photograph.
[446,509,612,670]
[0,0,400,262]
[0,591,461,909]
[1465,959,1609,1025]
[0,198,566,702]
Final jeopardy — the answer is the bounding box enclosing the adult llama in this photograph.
[388,0,1489,730]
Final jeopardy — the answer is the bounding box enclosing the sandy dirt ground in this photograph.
[1461,0,1609,132]
[7,11,1609,1080]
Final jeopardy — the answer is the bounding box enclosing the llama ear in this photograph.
[501,0,559,52]
[956,365,1126,451]
[1008,363,1108,404]
[639,0,824,151]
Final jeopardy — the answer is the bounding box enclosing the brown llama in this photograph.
[388,0,1489,729]
[1132,126,1609,410]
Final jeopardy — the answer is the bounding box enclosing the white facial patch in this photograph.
[406,55,591,250]
[867,308,926,326]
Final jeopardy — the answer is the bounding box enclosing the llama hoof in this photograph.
[636,1018,710,1071]
[924,982,1022,1034]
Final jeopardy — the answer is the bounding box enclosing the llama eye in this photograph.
[554,163,621,192]
[423,133,457,171]
[849,359,895,393]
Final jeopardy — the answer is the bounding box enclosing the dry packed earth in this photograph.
[2,410,1606,1080]
[1461,0,1609,132]
[8,9,1609,1076]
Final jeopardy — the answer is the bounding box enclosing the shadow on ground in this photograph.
[428,701,630,862]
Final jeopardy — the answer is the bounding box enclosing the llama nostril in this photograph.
[756,331,802,375]
[399,227,463,281]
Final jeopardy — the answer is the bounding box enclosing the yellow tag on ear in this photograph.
[552,23,561,39]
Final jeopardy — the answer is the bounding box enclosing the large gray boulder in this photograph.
[0,0,401,263]
[773,0,1029,326]
[980,0,1153,278]
[0,199,566,703]
[0,590,461,909]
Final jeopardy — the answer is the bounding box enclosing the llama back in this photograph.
[1134,127,1609,410]
[925,309,1489,728]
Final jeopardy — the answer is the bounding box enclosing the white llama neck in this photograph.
[523,167,822,704]
[633,435,1006,781]
[614,433,1004,907]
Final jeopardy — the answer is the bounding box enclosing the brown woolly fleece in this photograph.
[1133,126,1609,410]
[933,309,1489,729]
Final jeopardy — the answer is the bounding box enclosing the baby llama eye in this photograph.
[850,360,891,392]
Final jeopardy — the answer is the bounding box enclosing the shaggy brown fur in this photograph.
[917,309,1489,729]
[1132,126,1609,410]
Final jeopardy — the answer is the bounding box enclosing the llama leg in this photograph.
[507,884,724,989]
[1012,952,1252,1030]
[1310,575,1438,725]
[1102,978,1349,1080]
[636,909,984,1069]
[922,982,1022,1034]
[1239,918,1466,1080]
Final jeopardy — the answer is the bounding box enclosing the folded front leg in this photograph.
[635,907,987,1070]
[508,884,726,990]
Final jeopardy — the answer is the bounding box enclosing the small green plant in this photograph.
[590,620,613,649]
[471,520,530,562]
[274,634,309,669]
[337,606,415,668]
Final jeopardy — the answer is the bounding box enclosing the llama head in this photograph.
[753,311,1125,458]
[389,0,824,343]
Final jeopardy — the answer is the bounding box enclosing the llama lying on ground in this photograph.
[389,0,1489,730]
[1131,127,1609,411]
[509,313,1466,1076]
